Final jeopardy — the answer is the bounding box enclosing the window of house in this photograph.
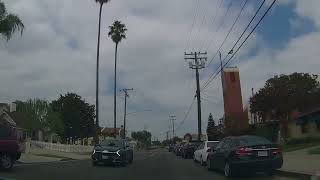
[230,72,236,82]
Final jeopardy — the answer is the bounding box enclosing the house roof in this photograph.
[101,127,121,134]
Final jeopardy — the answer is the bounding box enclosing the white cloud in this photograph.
[1,0,319,140]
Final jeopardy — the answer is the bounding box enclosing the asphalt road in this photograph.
[0,149,299,180]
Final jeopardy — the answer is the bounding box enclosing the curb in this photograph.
[16,158,85,165]
[275,170,312,180]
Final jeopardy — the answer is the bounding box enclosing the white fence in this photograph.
[29,141,93,153]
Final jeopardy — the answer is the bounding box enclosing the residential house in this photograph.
[290,109,320,138]
[101,127,124,139]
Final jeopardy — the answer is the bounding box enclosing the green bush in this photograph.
[286,136,320,145]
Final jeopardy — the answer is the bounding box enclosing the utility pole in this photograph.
[120,88,133,139]
[169,115,176,139]
[184,52,207,141]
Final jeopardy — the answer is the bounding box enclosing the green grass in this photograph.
[308,147,320,154]
[283,142,320,152]
[35,154,70,159]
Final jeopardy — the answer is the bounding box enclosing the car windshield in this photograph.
[100,140,124,147]
[238,136,272,146]
[207,142,219,148]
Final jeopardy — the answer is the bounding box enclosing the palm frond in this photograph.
[107,20,127,44]
[0,14,24,41]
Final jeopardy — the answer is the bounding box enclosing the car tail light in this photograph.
[235,147,252,156]
[272,145,282,155]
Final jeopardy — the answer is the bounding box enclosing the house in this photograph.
[183,133,192,142]
[101,127,124,139]
[290,109,320,138]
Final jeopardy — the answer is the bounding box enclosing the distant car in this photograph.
[207,135,283,177]
[0,124,22,170]
[181,141,202,159]
[168,144,174,152]
[92,139,133,166]
[194,140,219,166]
[175,142,186,156]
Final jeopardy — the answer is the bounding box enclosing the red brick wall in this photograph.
[222,68,249,135]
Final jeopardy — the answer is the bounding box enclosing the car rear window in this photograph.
[238,136,272,146]
[207,142,219,148]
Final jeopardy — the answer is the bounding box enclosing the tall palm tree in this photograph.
[94,0,110,144]
[0,0,24,41]
[108,20,127,138]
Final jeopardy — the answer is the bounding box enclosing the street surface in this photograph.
[1,149,298,180]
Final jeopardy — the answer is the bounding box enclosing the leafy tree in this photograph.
[131,130,151,147]
[206,113,215,133]
[94,0,111,144]
[108,20,127,136]
[250,73,320,138]
[0,0,24,41]
[51,93,95,143]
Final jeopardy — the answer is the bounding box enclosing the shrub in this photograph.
[286,136,320,145]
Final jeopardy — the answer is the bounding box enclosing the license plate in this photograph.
[102,155,109,159]
[258,151,268,157]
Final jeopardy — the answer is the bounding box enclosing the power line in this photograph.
[204,0,234,52]
[175,96,196,131]
[205,0,249,68]
[200,0,225,51]
[202,0,277,91]
[185,0,200,51]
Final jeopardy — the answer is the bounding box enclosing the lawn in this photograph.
[308,147,320,154]
[283,142,320,152]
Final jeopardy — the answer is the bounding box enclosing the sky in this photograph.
[1,0,320,140]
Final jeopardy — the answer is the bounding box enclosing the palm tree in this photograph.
[94,0,110,144]
[108,20,127,138]
[0,0,24,41]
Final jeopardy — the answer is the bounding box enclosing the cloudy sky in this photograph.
[1,0,320,140]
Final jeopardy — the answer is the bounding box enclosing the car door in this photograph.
[195,143,204,161]
[124,142,132,161]
[212,139,227,170]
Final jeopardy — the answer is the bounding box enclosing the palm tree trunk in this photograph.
[114,43,118,139]
[95,2,103,144]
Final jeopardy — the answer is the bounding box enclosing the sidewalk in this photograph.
[19,148,91,164]
[279,145,320,178]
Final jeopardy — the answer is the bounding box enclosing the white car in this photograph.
[194,141,219,166]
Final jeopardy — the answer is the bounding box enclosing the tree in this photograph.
[0,0,24,41]
[206,113,215,133]
[108,20,127,137]
[131,130,151,148]
[94,0,111,144]
[51,93,95,144]
[250,73,320,139]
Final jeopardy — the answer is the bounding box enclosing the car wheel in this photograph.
[200,156,204,166]
[0,155,13,171]
[207,157,212,171]
[224,161,235,177]
[129,158,133,164]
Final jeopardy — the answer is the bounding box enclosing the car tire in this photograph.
[92,161,98,166]
[224,161,235,177]
[1,155,13,171]
[129,158,133,164]
[207,157,212,171]
[200,156,204,166]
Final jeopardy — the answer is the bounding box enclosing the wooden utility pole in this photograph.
[120,88,133,139]
[184,52,207,141]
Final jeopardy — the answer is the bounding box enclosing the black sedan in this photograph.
[92,139,133,166]
[207,135,283,177]
[181,141,202,159]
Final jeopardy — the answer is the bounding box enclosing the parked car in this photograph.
[175,142,186,156]
[181,141,202,159]
[207,135,283,177]
[168,144,174,152]
[194,140,219,165]
[0,124,21,170]
[92,139,133,166]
